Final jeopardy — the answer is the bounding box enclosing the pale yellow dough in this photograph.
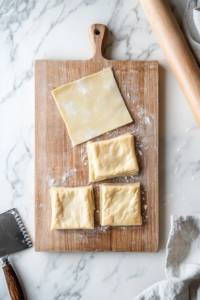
[50,186,95,230]
[100,183,142,226]
[87,133,139,182]
[52,68,132,146]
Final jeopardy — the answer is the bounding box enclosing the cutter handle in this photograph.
[2,258,25,300]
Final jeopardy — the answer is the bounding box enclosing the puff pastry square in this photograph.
[52,68,132,146]
[100,183,142,226]
[51,186,95,230]
[87,133,139,182]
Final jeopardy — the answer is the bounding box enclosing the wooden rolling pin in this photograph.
[140,0,200,126]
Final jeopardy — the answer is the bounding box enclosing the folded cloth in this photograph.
[134,215,200,300]
[181,0,200,65]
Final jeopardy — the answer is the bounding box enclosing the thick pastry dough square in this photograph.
[87,133,139,182]
[52,68,132,146]
[51,186,95,230]
[100,183,142,226]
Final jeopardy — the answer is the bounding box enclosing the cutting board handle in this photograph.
[88,24,108,60]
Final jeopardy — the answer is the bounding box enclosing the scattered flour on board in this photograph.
[137,106,147,118]
[47,176,55,187]
[129,69,139,74]
[63,168,77,181]
[149,64,157,69]
[106,129,119,136]
[132,95,139,103]
[115,69,138,75]
[76,234,88,244]
[135,106,154,129]
[100,226,109,232]
[143,117,151,126]
[142,215,148,222]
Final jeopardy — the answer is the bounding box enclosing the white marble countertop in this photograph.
[1,0,200,299]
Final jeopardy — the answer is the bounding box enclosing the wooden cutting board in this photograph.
[35,24,159,252]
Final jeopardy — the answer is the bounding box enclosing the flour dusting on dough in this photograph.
[103,83,111,90]
[60,101,77,115]
[116,107,124,117]
[76,79,90,95]
[82,130,100,141]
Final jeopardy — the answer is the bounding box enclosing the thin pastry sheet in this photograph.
[52,68,132,146]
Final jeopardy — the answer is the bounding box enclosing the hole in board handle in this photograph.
[94,29,100,35]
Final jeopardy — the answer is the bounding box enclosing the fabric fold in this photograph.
[134,215,200,300]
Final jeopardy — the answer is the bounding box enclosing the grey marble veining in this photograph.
[1,0,200,299]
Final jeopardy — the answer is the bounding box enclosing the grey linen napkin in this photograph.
[134,215,200,300]
[181,0,200,65]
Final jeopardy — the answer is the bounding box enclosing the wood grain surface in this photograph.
[3,264,25,300]
[35,24,159,252]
